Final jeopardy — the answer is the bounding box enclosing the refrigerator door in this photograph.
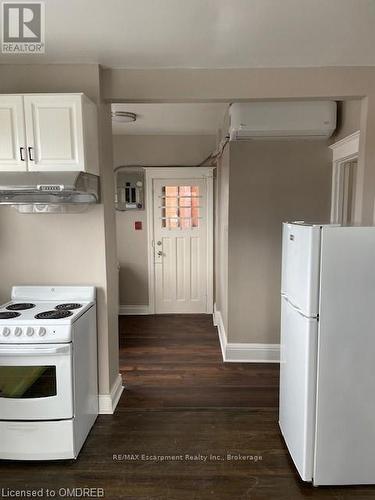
[314,226,375,485]
[281,223,321,317]
[279,296,318,482]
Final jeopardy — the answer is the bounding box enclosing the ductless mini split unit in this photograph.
[229,101,337,141]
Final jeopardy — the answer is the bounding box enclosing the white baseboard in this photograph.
[213,304,227,360]
[213,304,280,363]
[225,342,280,362]
[99,373,124,414]
[119,304,150,315]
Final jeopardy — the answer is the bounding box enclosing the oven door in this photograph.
[0,343,73,420]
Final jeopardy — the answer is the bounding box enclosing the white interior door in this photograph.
[0,95,27,171]
[24,94,84,171]
[153,177,208,313]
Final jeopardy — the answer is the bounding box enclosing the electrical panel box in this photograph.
[115,167,145,211]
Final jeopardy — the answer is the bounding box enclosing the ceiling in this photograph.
[1,0,375,68]
[111,103,228,135]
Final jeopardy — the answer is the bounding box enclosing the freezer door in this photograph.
[279,296,318,482]
[281,223,321,317]
[280,222,289,296]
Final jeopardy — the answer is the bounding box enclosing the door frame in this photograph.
[329,131,360,223]
[145,166,214,314]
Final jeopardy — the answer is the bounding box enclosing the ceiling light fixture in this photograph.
[111,111,137,123]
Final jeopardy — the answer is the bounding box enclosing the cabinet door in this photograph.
[0,95,27,171]
[24,95,84,171]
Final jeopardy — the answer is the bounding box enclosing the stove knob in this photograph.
[14,327,22,337]
[38,327,47,337]
[2,327,10,337]
[26,327,34,337]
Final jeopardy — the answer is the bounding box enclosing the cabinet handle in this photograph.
[19,147,25,161]
[28,147,34,161]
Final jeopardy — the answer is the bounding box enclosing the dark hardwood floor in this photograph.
[0,314,375,499]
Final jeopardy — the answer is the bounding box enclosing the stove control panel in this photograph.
[0,325,71,343]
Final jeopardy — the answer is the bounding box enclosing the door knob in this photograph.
[157,250,163,257]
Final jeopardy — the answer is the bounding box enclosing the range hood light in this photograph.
[111,111,137,123]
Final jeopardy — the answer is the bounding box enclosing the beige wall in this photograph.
[117,210,149,306]
[98,94,120,388]
[113,134,217,168]
[0,64,119,395]
[226,140,331,343]
[331,99,361,143]
[215,144,229,334]
[113,134,216,305]
[103,67,372,102]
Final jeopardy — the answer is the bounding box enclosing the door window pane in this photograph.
[161,186,200,229]
[191,186,200,228]
[0,366,57,399]
[164,186,178,229]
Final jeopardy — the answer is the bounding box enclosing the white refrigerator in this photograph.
[279,222,375,486]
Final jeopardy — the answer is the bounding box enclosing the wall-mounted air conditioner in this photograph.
[229,101,337,141]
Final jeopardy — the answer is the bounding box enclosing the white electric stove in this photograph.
[0,286,95,343]
[0,286,98,461]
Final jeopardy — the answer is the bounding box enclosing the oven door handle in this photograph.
[0,345,70,356]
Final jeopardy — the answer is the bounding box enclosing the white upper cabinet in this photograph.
[0,95,27,171]
[0,94,99,174]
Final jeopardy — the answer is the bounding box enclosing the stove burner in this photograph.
[0,311,21,319]
[35,310,73,320]
[6,303,35,311]
[55,303,82,311]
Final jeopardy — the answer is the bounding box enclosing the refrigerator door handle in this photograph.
[282,294,301,310]
[282,295,317,320]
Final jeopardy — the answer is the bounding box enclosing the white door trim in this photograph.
[329,131,360,223]
[145,167,214,314]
